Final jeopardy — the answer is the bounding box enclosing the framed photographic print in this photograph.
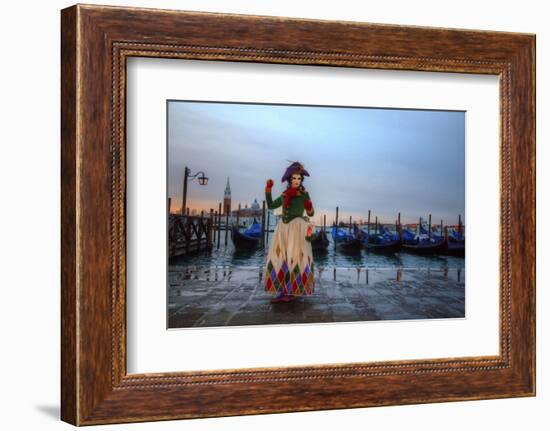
[61,4,536,425]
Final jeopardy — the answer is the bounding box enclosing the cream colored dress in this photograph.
[264,216,315,295]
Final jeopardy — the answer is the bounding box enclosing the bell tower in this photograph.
[223,177,231,215]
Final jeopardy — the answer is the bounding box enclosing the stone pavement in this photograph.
[168,266,465,329]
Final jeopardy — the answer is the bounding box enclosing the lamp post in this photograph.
[182,166,208,215]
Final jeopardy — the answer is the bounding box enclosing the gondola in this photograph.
[230,219,262,249]
[310,228,330,251]
[366,238,402,253]
[331,224,363,252]
[444,228,465,257]
[400,227,447,255]
[402,239,447,255]
[361,225,402,253]
[445,239,465,256]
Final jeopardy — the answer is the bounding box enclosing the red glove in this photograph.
[304,199,313,212]
[265,179,274,193]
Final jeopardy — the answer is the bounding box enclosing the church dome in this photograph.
[250,199,260,210]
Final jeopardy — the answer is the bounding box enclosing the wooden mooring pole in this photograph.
[208,208,214,248]
[236,203,241,228]
[334,207,339,249]
[266,208,271,245]
[397,212,401,239]
[367,210,371,236]
[261,200,266,248]
[185,215,191,254]
[224,209,229,246]
[217,202,222,249]
[213,210,218,249]
[181,167,188,216]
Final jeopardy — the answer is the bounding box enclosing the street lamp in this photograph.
[182,166,208,215]
[197,174,208,186]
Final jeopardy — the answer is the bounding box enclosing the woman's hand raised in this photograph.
[265,179,274,192]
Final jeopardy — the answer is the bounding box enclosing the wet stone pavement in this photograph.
[168,266,465,328]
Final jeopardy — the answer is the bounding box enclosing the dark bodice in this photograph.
[265,187,315,224]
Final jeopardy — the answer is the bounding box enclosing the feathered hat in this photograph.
[281,161,310,183]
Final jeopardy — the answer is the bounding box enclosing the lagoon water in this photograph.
[169,232,465,270]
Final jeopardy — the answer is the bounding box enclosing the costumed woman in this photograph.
[263,161,316,303]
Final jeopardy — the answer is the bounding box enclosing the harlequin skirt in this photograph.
[264,217,315,295]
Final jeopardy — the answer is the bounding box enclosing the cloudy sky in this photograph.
[168,100,465,225]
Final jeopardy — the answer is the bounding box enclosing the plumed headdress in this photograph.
[281,161,310,183]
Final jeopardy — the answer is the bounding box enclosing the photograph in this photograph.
[167,100,466,329]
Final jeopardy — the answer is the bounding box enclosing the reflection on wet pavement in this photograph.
[168,266,465,328]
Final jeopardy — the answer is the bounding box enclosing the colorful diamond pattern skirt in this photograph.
[264,217,315,295]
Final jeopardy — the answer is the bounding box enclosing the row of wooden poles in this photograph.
[169,198,268,249]
[168,197,463,250]
[169,198,330,249]
[335,207,464,239]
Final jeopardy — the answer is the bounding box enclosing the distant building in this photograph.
[235,198,262,217]
[223,177,231,215]
[214,177,264,226]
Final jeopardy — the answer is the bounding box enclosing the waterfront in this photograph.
[169,228,465,269]
[166,100,466,329]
